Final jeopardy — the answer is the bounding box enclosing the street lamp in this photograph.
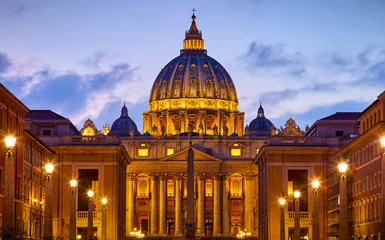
[279,198,285,240]
[5,135,16,157]
[4,135,16,229]
[293,191,300,240]
[101,198,107,240]
[312,180,320,240]
[338,162,349,240]
[44,163,54,240]
[87,190,94,240]
[70,179,78,240]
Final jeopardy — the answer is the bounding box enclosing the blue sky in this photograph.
[1,0,384,132]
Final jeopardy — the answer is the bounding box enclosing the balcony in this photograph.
[76,211,99,219]
[37,136,120,146]
[266,136,339,146]
[288,212,309,219]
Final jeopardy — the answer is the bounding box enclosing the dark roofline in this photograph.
[25,129,56,154]
[320,112,361,121]
[359,99,379,117]
[0,83,29,113]
[26,110,68,120]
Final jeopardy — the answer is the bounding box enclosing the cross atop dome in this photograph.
[184,9,204,50]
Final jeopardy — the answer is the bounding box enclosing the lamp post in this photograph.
[44,163,54,240]
[279,198,285,240]
[4,135,16,229]
[293,191,300,240]
[70,179,78,240]
[87,190,94,240]
[338,162,349,239]
[380,137,385,237]
[312,180,320,240]
[101,198,107,240]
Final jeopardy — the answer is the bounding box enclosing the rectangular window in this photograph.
[231,149,241,157]
[336,130,344,136]
[42,130,51,136]
[166,148,175,156]
[287,181,293,196]
[138,149,149,157]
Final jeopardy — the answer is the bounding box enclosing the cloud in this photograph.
[0,52,12,73]
[0,51,148,127]
[237,43,385,121]
[13,6,28,16]
[81,51,106,69]
[242,41,305,76]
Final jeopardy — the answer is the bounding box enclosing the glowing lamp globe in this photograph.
[5,136,16,149]
[87,190,94,198]
[70,179,77,188]
[279,198,285,206]
[102,198,107,205]
[312,180,320,189]
[338,162,348,174]
[294,191,300,199]
[45,163,54,174]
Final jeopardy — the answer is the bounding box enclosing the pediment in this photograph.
[158,147,221,162]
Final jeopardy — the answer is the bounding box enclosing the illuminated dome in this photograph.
[149,14,238,105]
[249,103,273,136]
[110,104,141,136]
[143,13,244,137]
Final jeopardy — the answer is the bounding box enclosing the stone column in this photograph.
[197,175,205,235]
[150,175,158,234]
[159,175,166,235]
[126,175,134,235]
[175,175,182,236]
[234,113,238,135]
[213,175,221,235]
[222,175,230,235]
[244,175,252,233]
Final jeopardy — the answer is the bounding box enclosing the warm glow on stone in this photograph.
[138,149,149,157]
[231,149,241,157]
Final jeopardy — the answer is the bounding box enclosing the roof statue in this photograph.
[277,118,305,136]
[80,119,99,136]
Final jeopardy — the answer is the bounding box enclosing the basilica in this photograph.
[0,12,385,240]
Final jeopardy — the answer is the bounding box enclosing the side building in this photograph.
[328,91,385,239]
[25,111,130,239]
[255,114,360,240]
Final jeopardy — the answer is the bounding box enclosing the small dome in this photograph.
[249,103,273,136]
[110,103,141,136]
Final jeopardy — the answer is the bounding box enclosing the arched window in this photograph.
[205,180,213,197]
[167,180,174,197]
[138,179,148,196]
[231,179,242,196]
